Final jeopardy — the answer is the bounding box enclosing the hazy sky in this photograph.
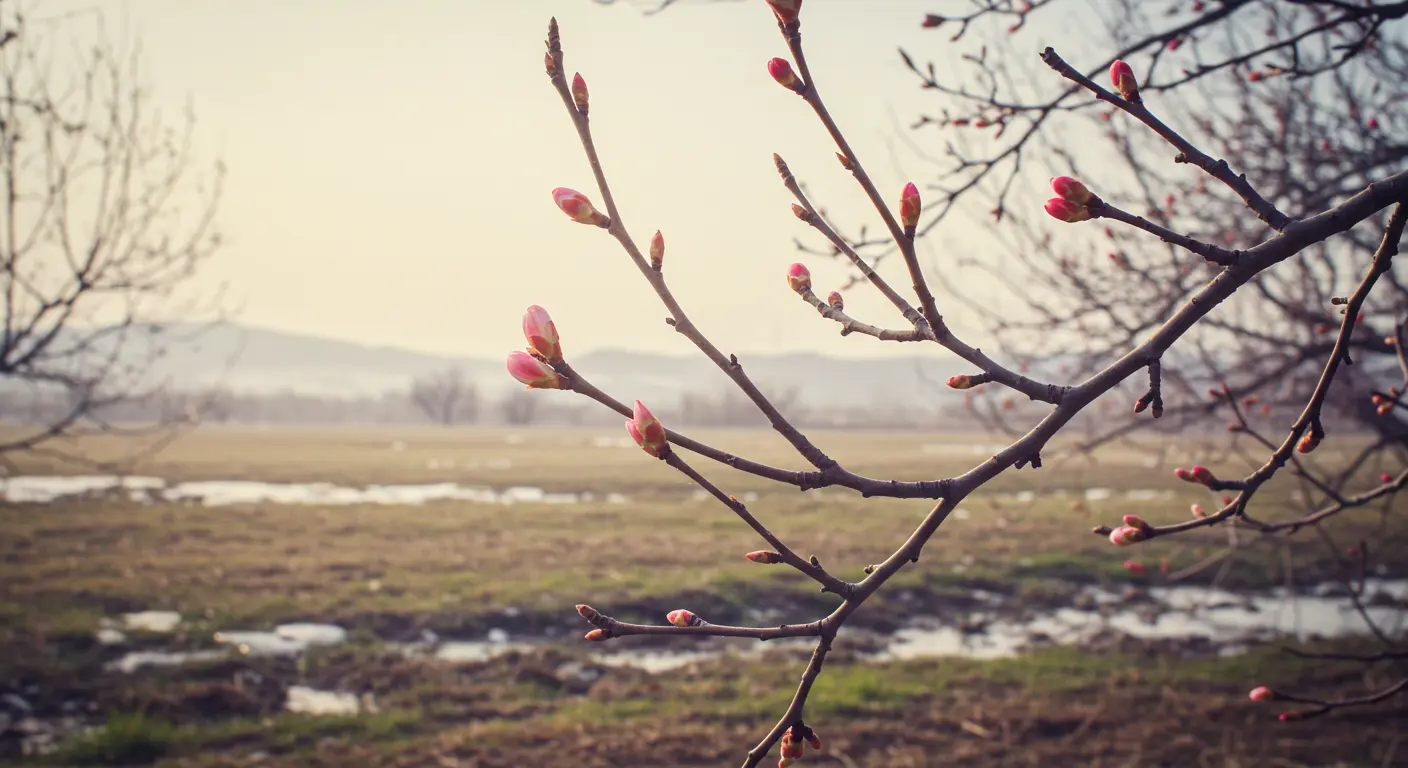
[23,0,1104,360]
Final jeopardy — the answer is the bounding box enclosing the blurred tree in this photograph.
[0,3,223,462]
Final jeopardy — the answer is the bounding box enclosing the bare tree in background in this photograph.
[0,3,222,463]
[408,367,478,426]
[500,388,539,426]
[516,2,1408,764]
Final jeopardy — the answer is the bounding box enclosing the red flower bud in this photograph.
[1174,465,1215,486]
[1122,514,1153,532]
[766,0,802,23]
[768,58,804,94]
[899,182,922,229]
[626,400,669,458]
[1109,525,1145,546]
[666,609,704,628]
[921,14,943,27]
[1110,60,1139,100]
[584,629,608,641]
[947,375,975,390]
[787,263,811,294]
[571,72,590,114]
[552,187,609,227]
[1249,686,1275,702]
[826,291,844,310]
[1050,176,1092,205]
[1382,473,1393,484]
[1045,197,1092,222]
[506,351,564,390]
[1296,432,1321,454]
[1124,560,1147,576]
[747,550,785,564]
[649,231,665,270]
[522,305,562,363]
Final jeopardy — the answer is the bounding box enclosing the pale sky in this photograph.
[24,0,1105,359]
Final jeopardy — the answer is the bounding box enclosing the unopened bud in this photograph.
[1190,504,1206,518]
[768,58,804,94]
[1249,686,1275,702]
[584,629,608,641]
[1296,431,1321,454]
[1109,525,1146,546]
[1050,176,1092,205]
[1110,60,1139,101]
[575,604,601,622]
[1122,514,1153,532]
[666,609,704,628]
[1124,560,1147,576]
[571,72,590,114]
[746,550,785,564]
[506,351,565,390]
[836,152,853,170]
[650,231,665,270]
[552,187,610,227]
[1045,197,1092,223]
[765,0,802,24]
[899,182,922,230]
[947,375,974,390]
[626,400,669,458]
[1174,465,1215,486]
[826,291,844,310]
[787,263,811,293]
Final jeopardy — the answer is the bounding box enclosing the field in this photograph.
[2,425,1406,766]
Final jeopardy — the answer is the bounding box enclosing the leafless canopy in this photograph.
[526,2,1407,764]
[0,3,222,465]
[409,367,478,426]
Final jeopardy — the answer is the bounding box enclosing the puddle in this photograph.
[285,686,362,716]
[215,623,347,656]
[875,579,1408,661]
[94,581,1407,677]
[121,611,182,633]
[3,476,626,507]
[106,650,227,674]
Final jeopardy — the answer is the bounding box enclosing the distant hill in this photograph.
[120,323,973,408]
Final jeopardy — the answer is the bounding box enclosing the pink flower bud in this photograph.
[1045,197,1091,223]
[506,351,564,390]
[626,400,669,458]
[522,305,562,363]
[650,231,665,270]
[826,291,844,310]
[666,609,703,627]
[746,550,785,564]
[921,14,943,27]
[766,0,802,23]
[552,187,609,227]
[768,58,803,93]
[787,263,811,294]
[1122,513,1152,532]
[1382,473,1393,484]
[584,628,608,641]
[947,375,974,390]
[1174,466,1214,485]
[1124,560,1147,576]
[1248,686,1275,702]
[1190,504,1206,518]
[1109,525,1145,546]
[900,182,922,229]
[1110,60,1139,100]
[780,730,805,758]
[571,72,589,114]
[1050,176,1092,205]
